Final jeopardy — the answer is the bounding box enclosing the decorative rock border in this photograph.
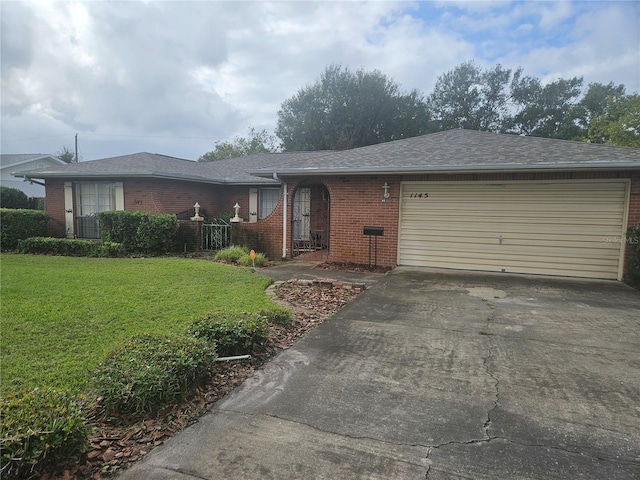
[288,278,367,292]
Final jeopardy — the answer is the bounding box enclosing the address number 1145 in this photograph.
[409,192,429,198]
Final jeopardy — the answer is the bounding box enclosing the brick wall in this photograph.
[124,179,219,217]
[628,172,640,227]
[44,179,66,236]
[234,171,640,271]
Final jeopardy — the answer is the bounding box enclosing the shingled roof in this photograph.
[250,129,640,177]
[19,130,640,184]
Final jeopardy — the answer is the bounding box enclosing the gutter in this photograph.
[249,161,640,178]
[273,173,288,259]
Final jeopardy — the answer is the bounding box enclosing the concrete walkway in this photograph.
[118,267,640,479]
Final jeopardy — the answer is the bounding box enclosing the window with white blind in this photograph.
[259,188,280,219]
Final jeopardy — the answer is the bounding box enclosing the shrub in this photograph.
[18,237,96,256]
[215,246,267,267]
[237,251,267,267]
[97,241,124,257]
[0,186,29,209]
[214,245,250,263]
[99,211,179,255]
[0,388,90,479]
[0,209,49,250]
[189,311,269,357]
[91,333,216,415]
[259,306,294,325]
[624,222,640,288]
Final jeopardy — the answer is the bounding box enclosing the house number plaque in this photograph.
[409,192,429,198]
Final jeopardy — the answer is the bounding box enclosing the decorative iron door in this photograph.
[292,188,311,253]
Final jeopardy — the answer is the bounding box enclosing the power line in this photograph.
[1,132,217,143]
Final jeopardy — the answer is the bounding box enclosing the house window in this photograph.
[259,188,280,219]
[75,182,116,238]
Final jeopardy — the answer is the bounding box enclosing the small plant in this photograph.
[215,246,267,267]
[214,245,250,263]
[189,311,269,357]
[238,251,267,267]
[91,333,216,415]
[259,306,294,325]
[0,388,90,479]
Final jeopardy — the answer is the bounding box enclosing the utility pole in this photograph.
[75,133,78,163]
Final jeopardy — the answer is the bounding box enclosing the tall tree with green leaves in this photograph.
[198,128,279,162]
[276,65,431,151]
[506,70,584,139]
[428,61,512,132]
[588,94,640,147]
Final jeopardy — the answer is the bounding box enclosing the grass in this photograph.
[0,254,274,395]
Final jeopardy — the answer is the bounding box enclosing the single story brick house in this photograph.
[19,129,640,280]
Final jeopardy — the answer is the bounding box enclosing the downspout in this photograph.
[274,173,288,259]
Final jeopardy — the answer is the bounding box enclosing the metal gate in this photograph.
[201,219,231,251]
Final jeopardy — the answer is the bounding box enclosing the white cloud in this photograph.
[1,0,638,161]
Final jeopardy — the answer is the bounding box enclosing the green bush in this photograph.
[624,223,640,288]
[0,209,49,250]
[259,306,294,325]
[99,211,179,255]
[91,333,216,415]
[17,237,124,257]
[214,245,250,263]
[237,251,267,267]
[0,388,90,479]
[189,311,269,357]
[0,186,29,209]
[215,246,267,267]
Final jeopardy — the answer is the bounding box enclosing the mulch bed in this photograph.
[44,279,363,480]
[316,261,394,274]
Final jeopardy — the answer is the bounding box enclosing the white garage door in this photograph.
[399,180,629,279]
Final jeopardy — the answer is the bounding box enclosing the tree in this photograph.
[56,146,78,163]
[276,65,431,151]
[574,82,626,133]
[506,70,584,139]
[588,94,640,147]
[428,61,512,132]
[0,186,29,208]
[198,128,279,162]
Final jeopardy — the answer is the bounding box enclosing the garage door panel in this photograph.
[399,180,628,279]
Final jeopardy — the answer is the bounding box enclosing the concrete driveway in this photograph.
[118,268,640,479]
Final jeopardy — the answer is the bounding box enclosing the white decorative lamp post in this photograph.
[190,202,204,222]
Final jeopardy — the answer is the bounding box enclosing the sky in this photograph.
[1,0,639,161]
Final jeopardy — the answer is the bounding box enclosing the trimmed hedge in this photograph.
[189,311,269,357]
[17,237,123,257]
[0,388,90,479]
[0,209,48,250]
[625,222,640,288]
[91,334,217,415]
[99,211,179,255]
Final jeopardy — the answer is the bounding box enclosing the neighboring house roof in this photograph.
[1,154,66,169]
[18,152,328,186]
[249,129,640,177]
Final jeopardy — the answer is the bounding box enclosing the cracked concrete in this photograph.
[118,267,640,480]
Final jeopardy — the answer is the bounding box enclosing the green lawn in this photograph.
[0,254,274,395]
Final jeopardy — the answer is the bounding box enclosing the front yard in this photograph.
[0,254,275,395]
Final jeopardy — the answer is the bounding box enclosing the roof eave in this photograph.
[19,171,280,186]
[250,162,640,177]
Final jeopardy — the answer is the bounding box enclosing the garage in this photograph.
[399,180,630,280]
